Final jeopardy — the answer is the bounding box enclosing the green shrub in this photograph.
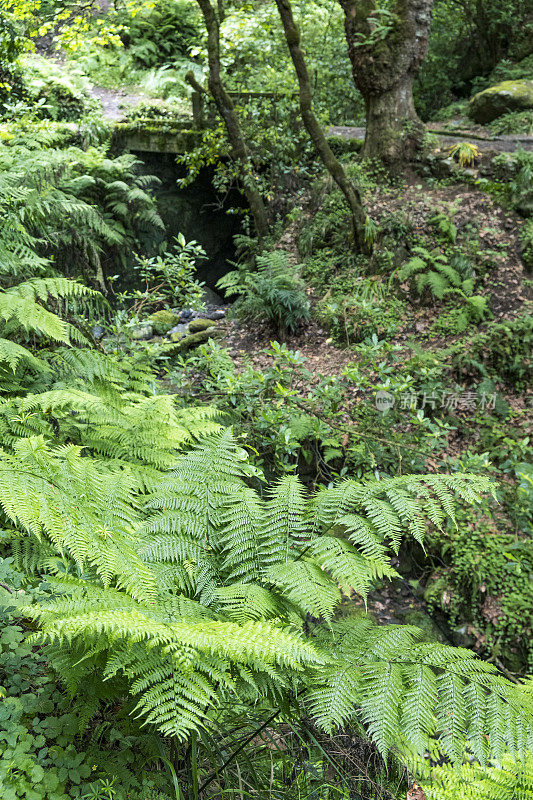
[122,0,201,68]
[452,313,533,388]
[490,109,533,135]
[127,235,206,315]
[122,97,191,123]
[520,219,533,268]
[23,58,92,122]
[318,286,405,345]
[0,9,26,109]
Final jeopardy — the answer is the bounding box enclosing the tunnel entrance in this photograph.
[135,152,246,290]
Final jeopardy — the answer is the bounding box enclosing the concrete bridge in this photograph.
[111,91,532,156]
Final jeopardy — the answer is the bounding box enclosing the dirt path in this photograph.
[328,125,533,152]
[89,85,144,121]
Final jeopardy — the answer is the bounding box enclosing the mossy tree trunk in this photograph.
[339,0,433,167]
[195,0,269,241]
[274,0,368,252]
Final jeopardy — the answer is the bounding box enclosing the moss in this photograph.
[188,318,216,333]
[148,310,181,334]
[171,328,222,351]
[112,123,204,154]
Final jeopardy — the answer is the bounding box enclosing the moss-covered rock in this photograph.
[172,328,222,351]
[188,318,216,333]
[468,80,533,124]
[148,310,181,334]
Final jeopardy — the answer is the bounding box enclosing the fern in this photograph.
[6,430,530,763]
[0,140,163,286]
[217,250,311,337]
[399,247,490,327]
[422,754,533,800]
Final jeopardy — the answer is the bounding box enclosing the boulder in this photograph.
[148,310,181,334]
[188,318,216,333]
[468,80,533,124]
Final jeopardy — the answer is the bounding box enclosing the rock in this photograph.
[130,323,153,340]
[148,309,181,335]
[179,308,195,322]
[201,287,224,306]
[169,323,189,341]
[171,328,222,352]
[468,80,533,124]
[188,318,216,333]
[91,324,105,340]
[198,307,226,321]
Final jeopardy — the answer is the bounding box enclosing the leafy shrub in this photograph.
[23,57,93,122]
[425,510,533,670]
[487,150,533,215]
[489,54,533,85]
[218,250,310,337]
[520,219,533,269]
[125,235,206,315]
[318,280,405,345]
[122,97,191,123]
[430,100,469,121]
[298,191,352,257]
[0,9,26,108]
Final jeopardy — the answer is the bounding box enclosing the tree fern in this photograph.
[5,430,530,763]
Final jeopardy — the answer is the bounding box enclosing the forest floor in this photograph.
[220,181,530,370]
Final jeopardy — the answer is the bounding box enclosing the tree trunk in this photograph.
[274,0,368,252]
[339,0,433,167]
[195,0,269,241]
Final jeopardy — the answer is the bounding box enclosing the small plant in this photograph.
[127,235,206,315]
[217,250,310,337]
[428,210,457,242]
[399,247,472,300]
[448,141,481,168]
[364,215,379,247]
